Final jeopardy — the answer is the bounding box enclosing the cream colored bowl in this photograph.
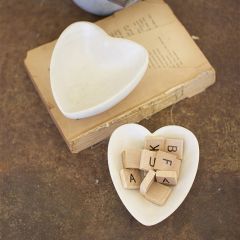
[108,124,199,226]
[50,22,148,119]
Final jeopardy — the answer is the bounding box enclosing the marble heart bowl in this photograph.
[108,124,199,226]
[50,22,148,119]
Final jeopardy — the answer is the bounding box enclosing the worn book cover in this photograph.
[24,0,215,153]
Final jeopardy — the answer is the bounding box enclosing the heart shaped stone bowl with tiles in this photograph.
[108,124,199,226]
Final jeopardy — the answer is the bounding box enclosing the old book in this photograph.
[24,0,215,153]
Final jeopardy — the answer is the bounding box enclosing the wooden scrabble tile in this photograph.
[143,182,172,206]
[140,149,157,171]
[154,151,181,175]
[122,149,141,169]
[164,138,184,159]
[120,169,142,189]
[156,171,178,186]
[140,170,156,194]
[144,135,165,151]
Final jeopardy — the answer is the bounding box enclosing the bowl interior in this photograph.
[51,23,148,115]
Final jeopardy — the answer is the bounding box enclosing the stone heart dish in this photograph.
[108,124,199,226]
[50,22,148,119]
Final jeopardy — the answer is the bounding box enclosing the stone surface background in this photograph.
[0,0,239,239]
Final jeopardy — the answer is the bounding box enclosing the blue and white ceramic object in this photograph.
[73,0,138,16]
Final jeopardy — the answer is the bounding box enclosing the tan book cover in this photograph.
[24,0,215,153]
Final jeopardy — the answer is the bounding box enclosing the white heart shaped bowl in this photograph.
[50,22,148,119]
[108,124,199,226]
